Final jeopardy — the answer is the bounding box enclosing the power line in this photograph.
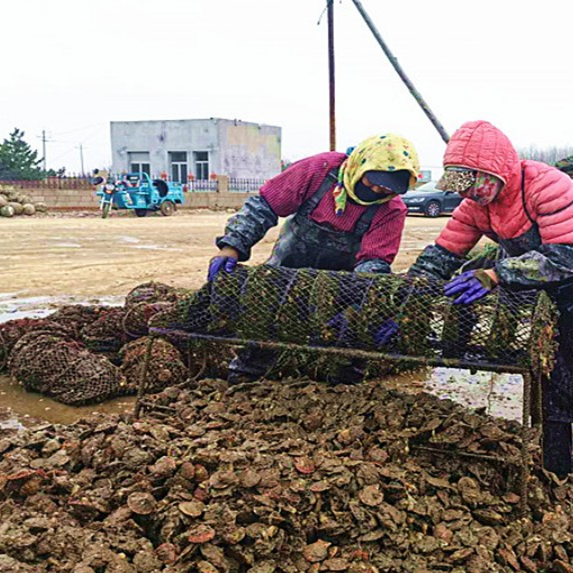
[51,125,106,145]
[51,122,106,137]
[50,145,77,162]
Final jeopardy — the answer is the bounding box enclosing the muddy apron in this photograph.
[496,174,573,475]
[265,171,378,270]
[229,171,378,384]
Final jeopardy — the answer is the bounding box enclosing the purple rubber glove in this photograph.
[326,306,358,344]
[207,256,237,282]
[374,319,399,346]
[326,311,350,343]
[444,270,497,305]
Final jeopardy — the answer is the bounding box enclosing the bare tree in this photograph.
[517,145,573,165]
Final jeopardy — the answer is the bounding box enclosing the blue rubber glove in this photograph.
[444,270,497,305]
[326,309,352,344]
[326,304,362,344]
[207,256,237,282]
[374,319,399,346]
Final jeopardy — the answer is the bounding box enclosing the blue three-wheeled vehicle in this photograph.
[94,171,185,218]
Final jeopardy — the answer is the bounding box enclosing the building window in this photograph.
[169,151,188,183]
[194,151,209,180]
[128,152,150,175]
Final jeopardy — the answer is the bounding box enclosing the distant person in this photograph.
[207,132,420,384]
[409,120,573,476]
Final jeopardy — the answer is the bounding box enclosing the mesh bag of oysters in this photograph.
[149,265,558,378]
[1,283,186,404]
[8,332,124,405]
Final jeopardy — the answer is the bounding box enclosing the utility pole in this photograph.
[78,144,85,175]
[327,0,336,151]
[42,130,47,172]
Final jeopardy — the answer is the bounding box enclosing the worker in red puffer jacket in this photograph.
[409,120,573,477]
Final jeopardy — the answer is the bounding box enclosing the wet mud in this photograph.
[0,292,124,324]
[0,375,136,429]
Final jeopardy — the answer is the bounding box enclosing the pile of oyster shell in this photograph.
[1,377,572,572]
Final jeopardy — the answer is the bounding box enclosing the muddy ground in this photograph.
[2,212,519,427]
[0,210,448,299]
[3,212,571,573]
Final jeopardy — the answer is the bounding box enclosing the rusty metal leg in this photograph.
[531,371,543,427]
[133,335,156,419]
[519,371,532,515]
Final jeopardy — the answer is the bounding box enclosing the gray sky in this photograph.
[2,0,572,175]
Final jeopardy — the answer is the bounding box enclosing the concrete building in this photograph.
[110,118,282,182]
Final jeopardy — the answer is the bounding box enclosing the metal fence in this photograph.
[0,177,92,189]
[1,176,268,193]
[187,178,266,193]
[187,179,219,193]
[228,178,265,193]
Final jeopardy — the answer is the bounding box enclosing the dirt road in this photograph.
[0,211,450,298]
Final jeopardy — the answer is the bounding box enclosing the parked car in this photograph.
[401,181,464,217]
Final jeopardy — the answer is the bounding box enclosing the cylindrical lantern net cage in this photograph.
[145,265,560,509]
[149,265,558,379]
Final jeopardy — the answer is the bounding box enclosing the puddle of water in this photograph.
[0,295,56,306]
[0,416,27,431]
[0,375,136,427]
[0,294,125,324]
[0,361,522,430]
[0,292,24,301]
[426,367,522,421]
[115,235,182,252]
[377,366,521,422]
[0,308,54,322]
[131,244,183,252]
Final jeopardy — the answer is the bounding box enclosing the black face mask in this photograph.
[351,181,393,205]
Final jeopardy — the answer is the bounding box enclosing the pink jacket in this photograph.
[436,120,573,255]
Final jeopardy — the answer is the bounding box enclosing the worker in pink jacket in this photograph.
[409,120,573,477]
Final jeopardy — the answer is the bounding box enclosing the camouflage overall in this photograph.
[265,171,379,271]
[228,171,382,384]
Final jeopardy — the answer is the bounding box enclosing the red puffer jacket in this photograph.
[437,120,573,255]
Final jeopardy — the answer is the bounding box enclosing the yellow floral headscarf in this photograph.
[333,133,420,216]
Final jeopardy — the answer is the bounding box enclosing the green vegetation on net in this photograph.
[154,265,558,375]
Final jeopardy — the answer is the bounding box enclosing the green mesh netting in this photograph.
[149,265,558,375]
